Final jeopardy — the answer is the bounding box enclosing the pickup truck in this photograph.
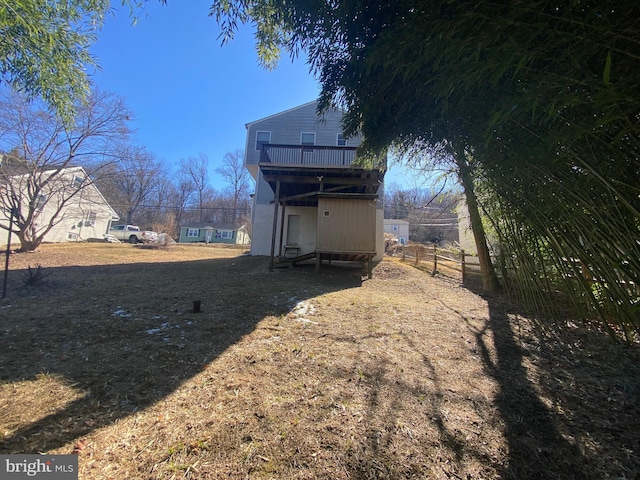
[107,224,158,244]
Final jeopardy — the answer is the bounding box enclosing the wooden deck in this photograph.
[273,251,375,279]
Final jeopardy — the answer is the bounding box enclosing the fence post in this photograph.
[461,249,466,283]
[432,244,437,275]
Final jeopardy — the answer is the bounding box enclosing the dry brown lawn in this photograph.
[0,243,638,479]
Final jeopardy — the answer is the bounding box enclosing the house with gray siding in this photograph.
[178,222,250,245]
[244,101,385,276]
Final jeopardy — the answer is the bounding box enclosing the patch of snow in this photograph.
[146,322,170,335]
[292,300,316,317]
[287,300,319,326]
[295,318,319,325]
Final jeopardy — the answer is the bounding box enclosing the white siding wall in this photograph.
[249,203,275,256]
[1,169,117,248]
[283,206,317,255]
[249,203,317,256]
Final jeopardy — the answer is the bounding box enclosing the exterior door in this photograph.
[286,215,300,246]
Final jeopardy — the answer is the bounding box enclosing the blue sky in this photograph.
[89,0,413,190]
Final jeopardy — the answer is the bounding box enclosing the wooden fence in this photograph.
[390,243,484,283]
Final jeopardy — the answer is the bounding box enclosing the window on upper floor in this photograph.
[34,194,47,212]
[301,132,316,146]
[85,211,97,227]
[337,133,347,146]
[256,131,271,151]
[72,174,84,188]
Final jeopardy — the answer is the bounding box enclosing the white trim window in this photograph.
[256,131,271,151]
[337,133,347,146]
[221,230,233,239]
[186,228,200,238]
[85,211,97,226]
[72,174,84,188]
[34,194,47,212]
[301,132,316,146]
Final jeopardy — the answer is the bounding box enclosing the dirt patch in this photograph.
[0,243,638,479]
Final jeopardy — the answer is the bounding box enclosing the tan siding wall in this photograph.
[317,198,376,253]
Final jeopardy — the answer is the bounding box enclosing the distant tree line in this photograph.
[384,185,461,245]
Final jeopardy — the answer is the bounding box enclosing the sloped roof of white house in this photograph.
[4,165,119,220]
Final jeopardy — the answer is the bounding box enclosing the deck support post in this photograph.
[269,181,281,272]
[278,202,286,258]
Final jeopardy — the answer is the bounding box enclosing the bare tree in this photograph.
[180,153,209,222]
[163,170,196,236]
[94,144,166,226]
[0,88,131,251]
[216,149,253,224]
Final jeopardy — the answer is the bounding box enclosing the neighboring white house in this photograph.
[0,166,119,247]
[383,219,410,245]
[244,100,385,274]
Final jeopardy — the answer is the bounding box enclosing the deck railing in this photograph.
[260,144,357,167]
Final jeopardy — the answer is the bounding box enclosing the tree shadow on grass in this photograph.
[473,294,584,479]
[0,254,363,454]
[330,271,638,479]
[468,291,640,479]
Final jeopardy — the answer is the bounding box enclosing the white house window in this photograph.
[34,194,47,211]
[67,232,78,241]
[392,224,399,231]
[85,211,97,226]
[187,228,200,237]
[337,133,347,146]
[399,237,407,245]
[256,131,271,151]
[72,175,84,188]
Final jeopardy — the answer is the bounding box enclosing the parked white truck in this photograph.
[107,224,158,244]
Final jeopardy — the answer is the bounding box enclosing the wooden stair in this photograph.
[273,251,317,268]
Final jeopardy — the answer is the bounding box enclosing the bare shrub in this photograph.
[22,264,51,287]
